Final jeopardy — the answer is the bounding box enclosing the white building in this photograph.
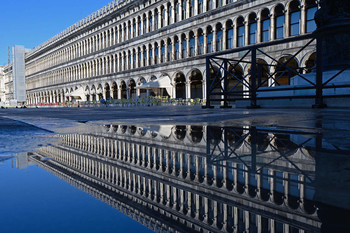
[4,0,319,105]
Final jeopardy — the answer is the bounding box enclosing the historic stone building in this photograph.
[30,124,321,232]
[15,0,318,105]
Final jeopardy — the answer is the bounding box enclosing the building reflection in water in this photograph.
[27,124,350,233]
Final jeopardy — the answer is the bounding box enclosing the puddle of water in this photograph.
[1,122,350,232]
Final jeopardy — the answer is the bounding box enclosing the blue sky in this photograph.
[0,0,112,66]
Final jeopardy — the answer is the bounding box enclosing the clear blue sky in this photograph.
[0,0,112,66]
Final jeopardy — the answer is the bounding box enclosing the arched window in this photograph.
[290,0,301,36]
[189,32,195,57]
[306,0,318,33]
[143,14,147,34]
[275,56,299,85]
[155,43,159,64]
[168,38,172,61]
[174,37,180,60]
[128,22,131,39]
[261,9,270,42]
[248,14,257,44]
[133,19,137,37]
[207,0,213,11]
[198,29,204,55]
[149,12,153,32]
[275,4,285,39]
[124,23,127,41]
[138,17,142,36]
[119,54,122,71]
[123,52,127,70]
[190,0,195,17]
[207,26,213,53]
[226,20,234,49]
[133,50,136,69]
[216,24,223,51]
[237,17,245,47]
[304,53,316,73]
[216,0,223,8]
[155,9,159,30]
[199,0,204,14]
[128,51,131,69]
[182,0,187,20]
[116,28,119,43]
[143,46,147,66]
[149,45,153,65]
[161,41,165,62]
[175,1,180,22]
[181,34,187,58]
[138,48,141,67]
[162,7,166,27]
[168,3,173,24]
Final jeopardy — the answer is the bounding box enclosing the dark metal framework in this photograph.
[206,126,317,182]
[203,32,350,108]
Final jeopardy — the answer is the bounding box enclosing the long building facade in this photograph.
[4,0,319,105]
[29,124,323,232]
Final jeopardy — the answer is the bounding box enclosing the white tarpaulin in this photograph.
[136,76,172,96]
[66,87,85,99]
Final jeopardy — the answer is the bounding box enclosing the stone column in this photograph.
[285,8,290,38]
[186,0,190,19]
[213,28,217,52]
[270,14,276,41]
[186,81,191,99]
[203,32,208,54]
[195,31,199,55]
[222,26,227,50]
[244,21,249,46]
[179,1,183,20]
[158,8,162,28]
[165,5,169,26]
[301,4,306,34]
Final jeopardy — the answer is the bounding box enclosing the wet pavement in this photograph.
[0,106,349,232]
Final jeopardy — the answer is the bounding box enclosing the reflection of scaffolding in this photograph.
[206,126,316,182]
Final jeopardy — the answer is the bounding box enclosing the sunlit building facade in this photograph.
[9,0,319,104]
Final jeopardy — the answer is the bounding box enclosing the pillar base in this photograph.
[220,105,232,109]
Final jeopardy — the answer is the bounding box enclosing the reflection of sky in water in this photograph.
[1,119,350,233]
[0,159,151,233]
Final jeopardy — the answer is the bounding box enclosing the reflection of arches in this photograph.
[175,72,186,99]
[174,125,186,140]
[189,69,203,99]
[275,56,299,86]
[189,126,203,143]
